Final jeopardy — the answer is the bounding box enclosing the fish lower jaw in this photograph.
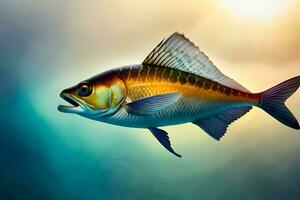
[58,92,85,114]
[57,105,83,113]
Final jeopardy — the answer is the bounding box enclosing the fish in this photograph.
[58,32,300,157]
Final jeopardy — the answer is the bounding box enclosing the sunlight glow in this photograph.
[219,0,291,21]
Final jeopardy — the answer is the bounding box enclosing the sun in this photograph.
[219,0,292,21]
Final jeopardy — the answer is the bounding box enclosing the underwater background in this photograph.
[1,0,300,199]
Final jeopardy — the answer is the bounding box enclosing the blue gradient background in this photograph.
[1,0,300,199]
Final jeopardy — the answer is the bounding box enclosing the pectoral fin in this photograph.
[148,127,181,157]
[126,92,181,115]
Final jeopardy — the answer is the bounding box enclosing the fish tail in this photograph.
[258,76,300,129]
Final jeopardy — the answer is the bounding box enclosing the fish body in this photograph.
[96,65,259,128]
[59,33,300,157]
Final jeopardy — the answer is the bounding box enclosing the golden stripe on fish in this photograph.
[116,65,259,104]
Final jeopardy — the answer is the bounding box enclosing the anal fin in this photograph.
[193,107,252,140]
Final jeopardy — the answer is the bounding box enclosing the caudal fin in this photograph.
[259,76,300,129]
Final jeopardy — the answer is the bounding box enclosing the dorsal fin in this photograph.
[143,32,249,92]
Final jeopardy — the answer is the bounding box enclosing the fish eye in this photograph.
[77,84,92,97]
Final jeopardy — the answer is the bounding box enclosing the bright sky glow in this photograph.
[219,0,291,21]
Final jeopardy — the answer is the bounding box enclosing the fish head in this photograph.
[58,72,127,117]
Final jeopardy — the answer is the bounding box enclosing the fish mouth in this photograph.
[58,92,84,114]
